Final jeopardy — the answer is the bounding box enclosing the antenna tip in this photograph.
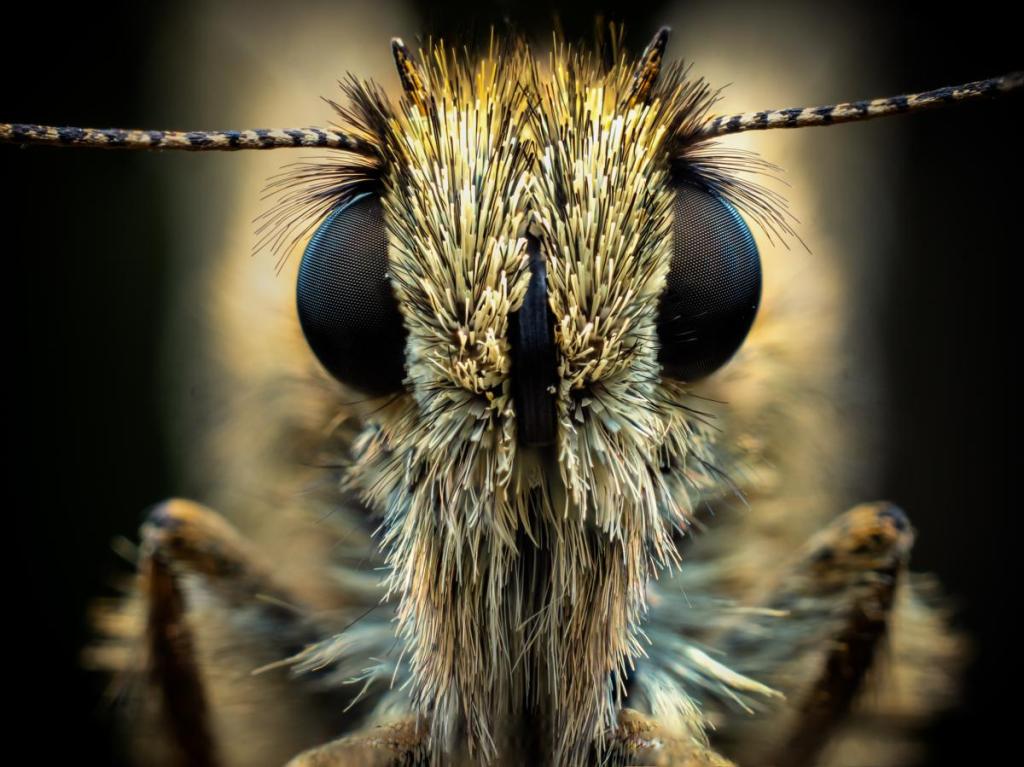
[391,37,427,107]
[627,27,672,105]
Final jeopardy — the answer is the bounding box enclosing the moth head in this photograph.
[286,34,784,751]
[2,24,1017,763]
[295,31,764,458]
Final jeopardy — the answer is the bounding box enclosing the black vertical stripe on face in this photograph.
[510,236,557,448]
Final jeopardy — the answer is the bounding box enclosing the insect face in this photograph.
[4,13,1018,766]
[282,34,776,761]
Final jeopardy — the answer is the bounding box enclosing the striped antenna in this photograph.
[699,71,1023,138]
[4,73,1020,150]
[0,123,373,153]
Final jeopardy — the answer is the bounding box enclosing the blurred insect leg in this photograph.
[142,532,218,767]
[285,718,428,767]
[139,498,320,767]
[722,502,914,767]
[610,709,735,767]
[773,503,912,767]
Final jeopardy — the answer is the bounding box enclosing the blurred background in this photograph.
[2,1,1020,764]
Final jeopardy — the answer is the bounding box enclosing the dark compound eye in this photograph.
[656,181,762,382]
[297,193,407,394]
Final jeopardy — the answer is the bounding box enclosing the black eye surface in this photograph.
[297,193,407,394]
[656,181,761,382]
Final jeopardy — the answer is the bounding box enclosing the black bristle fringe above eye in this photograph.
[653,60,720,136]
[671,143,801,250]
[656,67,801,249]
[255,78,393,272]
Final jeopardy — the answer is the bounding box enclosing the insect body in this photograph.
[3,25,1019,767]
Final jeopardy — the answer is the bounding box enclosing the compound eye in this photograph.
[297,193,407,394]
[656,181,761,382]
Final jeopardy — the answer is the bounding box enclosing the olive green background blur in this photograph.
[3,1,1020,764]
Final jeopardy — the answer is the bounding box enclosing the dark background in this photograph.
[2,1,1019,764]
